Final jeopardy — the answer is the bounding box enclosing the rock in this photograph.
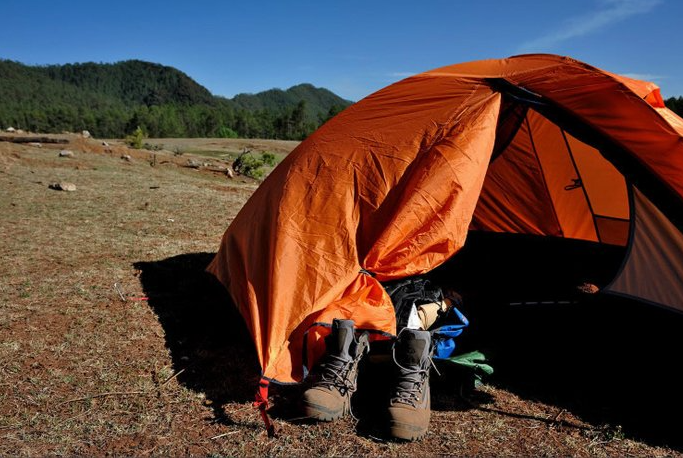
[28,142,42,148]
[59,150,74,157]
[6,126,15,133]
[82,130,91,138]
[121,155,132,162]
[49,182,77,192]
[226,167,234,179]
[577,282,600,294]
[186,159,201,168]
[102,141,109,147]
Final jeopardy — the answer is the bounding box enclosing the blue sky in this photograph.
[1,0,681,101]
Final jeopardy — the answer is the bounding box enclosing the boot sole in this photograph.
[301,400,346,422]
[389,420,428,441]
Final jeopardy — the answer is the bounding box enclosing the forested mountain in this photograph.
[2,59,681,140]
[233,83,347,113]
[42,60,216,106]
[0,59,353,139]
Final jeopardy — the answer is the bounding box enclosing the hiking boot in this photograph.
[388,328,432,440]
[301,319,369,421]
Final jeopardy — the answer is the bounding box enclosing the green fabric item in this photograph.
[442,350,494,383]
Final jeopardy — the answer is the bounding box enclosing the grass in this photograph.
[0,135,681,456]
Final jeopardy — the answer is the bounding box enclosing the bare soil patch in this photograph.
[0,134,680,456]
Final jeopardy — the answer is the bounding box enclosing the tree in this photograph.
[323,104,345,124]
[666,96,683,117]
[125,126,145,149]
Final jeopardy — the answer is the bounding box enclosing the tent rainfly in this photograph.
[208,54,683,391]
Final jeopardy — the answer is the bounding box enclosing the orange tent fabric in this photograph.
[207,54,683,383]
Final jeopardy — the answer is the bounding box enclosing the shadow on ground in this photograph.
[459,297,683,451]
[432,231,683,450]
[135,248,683,448]
[135,253,260,425]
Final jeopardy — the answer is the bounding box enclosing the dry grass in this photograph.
[116,137,299,162]
[0,135,680,456]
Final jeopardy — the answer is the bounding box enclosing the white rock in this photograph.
[59,150,74,157]
[82,130,91,138]
[121,155,132,162]
[6,126,15,132]
[49,182,77,192]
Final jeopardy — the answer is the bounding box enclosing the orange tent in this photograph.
[208,54,683,386]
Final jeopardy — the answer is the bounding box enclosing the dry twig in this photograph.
[59,390,147,405]
[210,431,239,440]
[160,368,185,388]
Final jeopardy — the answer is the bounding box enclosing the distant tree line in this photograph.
[0,59,351,139]
[666,96,683,117]
[1,59,681,139]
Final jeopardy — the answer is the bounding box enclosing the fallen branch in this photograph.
[0,135,69,144]
[60,368,188,407]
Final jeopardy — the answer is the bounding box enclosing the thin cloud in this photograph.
[388,72,417,78]
[621,72,667,81]
[519,0,662,52]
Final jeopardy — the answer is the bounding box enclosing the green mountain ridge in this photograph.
[3,58,680,139]
[42,60,216,106]
[232,83,349,112]
[0,59,353,139]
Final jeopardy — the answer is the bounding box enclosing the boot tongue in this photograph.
[329,319,355,360]
[395,329,430,367]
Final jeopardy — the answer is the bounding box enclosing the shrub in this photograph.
[235,153,264,179]
[143,142,162,151]
[125,126,145,149]
[232,150,280,180]
[262,152,276,166]
[216,126,239,138]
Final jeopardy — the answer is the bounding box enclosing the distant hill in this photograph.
[232,83,350,121]
[0,59,353,139]
[42,60,216,106]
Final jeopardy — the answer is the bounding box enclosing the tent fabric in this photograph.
[470,108,630,245]
[208,54,683,383]
[605,188,683,311]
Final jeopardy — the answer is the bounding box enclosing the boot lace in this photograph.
[391,348,429,407]
[315,355,359,395]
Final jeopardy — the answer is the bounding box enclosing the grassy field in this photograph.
[1,134,681,456]
[139,137,298,162]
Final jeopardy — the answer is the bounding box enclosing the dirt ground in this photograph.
[1,134,681,456]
